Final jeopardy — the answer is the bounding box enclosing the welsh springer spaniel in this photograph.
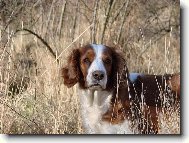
[62,44,180,134]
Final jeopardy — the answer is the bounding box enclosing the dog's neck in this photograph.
[81,89,112,107]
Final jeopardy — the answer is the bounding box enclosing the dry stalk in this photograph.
[100,0,114,43]
[56,1,67,39]
[116,0,129,43]
[91,0,100,43]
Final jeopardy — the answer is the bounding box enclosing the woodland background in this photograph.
[0,0,180,134]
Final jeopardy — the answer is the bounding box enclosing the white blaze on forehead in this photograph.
[90,44,106,72]
[91,44,105,58]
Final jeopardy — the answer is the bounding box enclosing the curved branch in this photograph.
[15,28,59,63]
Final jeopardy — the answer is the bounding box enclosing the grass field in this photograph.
[0,0,180,134]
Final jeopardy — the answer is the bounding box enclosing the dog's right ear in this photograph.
[62,49,80,88]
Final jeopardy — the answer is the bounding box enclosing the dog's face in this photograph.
[62,44,127,91]
[79,44,113,90]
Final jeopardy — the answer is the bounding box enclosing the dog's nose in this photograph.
[92,70,105,80]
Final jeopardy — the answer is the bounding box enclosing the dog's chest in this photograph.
[79,90,133,134]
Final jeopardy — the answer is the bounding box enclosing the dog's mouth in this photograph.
[89,83,103,90]
[89,83,101,87]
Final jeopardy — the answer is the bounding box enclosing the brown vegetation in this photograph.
[0,0,180,134]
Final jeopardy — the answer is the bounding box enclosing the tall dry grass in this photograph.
[0,0,180,134]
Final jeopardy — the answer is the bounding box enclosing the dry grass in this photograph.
[0,0,180,134]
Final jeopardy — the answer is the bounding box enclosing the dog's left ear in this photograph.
[62,49,81,88]
[108,47,129,89]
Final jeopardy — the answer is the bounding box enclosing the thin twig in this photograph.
[117,0,129,43]
[40,23,93,77]
[110,0,129,24]
[91,0,100,43]
[56,0,67,39]
[43,0,56,39]
[100,0,114,43]
[71,0,79,42]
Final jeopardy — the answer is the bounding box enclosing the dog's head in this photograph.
[62,44,128,91]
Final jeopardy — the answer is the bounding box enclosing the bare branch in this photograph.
[110,0,129,24]
[71,0,79,42]
[80,0,93,12]
[91,0,100,43]
[56,0,67,39]
[100,0,114,43]
[15,28,58,63]
[117,0,129,43]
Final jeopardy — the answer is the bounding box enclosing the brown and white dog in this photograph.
[62,44,180,134]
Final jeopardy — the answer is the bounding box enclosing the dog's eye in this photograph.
[104,58,111,64]
[83,58,90,63]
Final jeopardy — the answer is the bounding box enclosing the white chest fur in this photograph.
[79,89,133,134]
